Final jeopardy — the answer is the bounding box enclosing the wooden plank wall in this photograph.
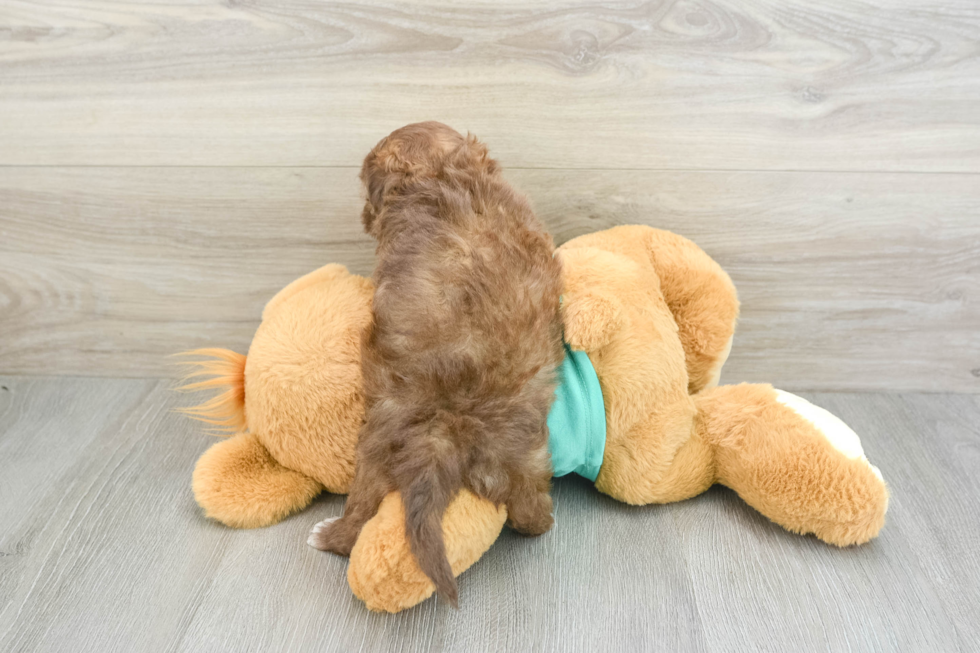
[1,0,978,391]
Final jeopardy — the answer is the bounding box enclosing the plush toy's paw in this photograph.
[308,515,357,556]
[192,432,323,529]
[563,291,625,352]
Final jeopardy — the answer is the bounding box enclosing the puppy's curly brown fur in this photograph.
[310,122,564,606]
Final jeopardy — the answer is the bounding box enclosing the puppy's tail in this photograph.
[173,348,247,434]
[403,447,460,608]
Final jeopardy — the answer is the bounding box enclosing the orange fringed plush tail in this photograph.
[176,348,325,528]
[175,348,247,434]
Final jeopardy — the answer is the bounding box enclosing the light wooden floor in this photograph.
[0,377,978,652]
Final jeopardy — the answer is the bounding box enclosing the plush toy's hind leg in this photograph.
[697,384,888,546]
[193,432,323,528]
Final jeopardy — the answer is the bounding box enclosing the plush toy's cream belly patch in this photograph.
[547,344,606,481]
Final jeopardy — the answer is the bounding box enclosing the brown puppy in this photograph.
[309,122,564,606]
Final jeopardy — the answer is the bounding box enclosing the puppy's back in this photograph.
[361,125,563,605]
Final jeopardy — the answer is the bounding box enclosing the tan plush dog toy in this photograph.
[181,225,888,613]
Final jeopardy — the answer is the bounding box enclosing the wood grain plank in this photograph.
[0,166,374,380]
[815,392,980,650]
[2,166,978,391]
[1,0,978,170]
[1,379,979,651]
[0,377,224,652]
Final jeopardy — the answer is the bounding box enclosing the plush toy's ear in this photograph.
[562,291,625,352]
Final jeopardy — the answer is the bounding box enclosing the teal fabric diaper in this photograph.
[546,344,607,481]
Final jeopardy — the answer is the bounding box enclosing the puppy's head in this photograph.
[359,122,492,236]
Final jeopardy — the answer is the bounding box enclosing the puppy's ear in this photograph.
[372,135,419,177]
[360,172,385,237]
[445,134,498,176]
[462,134,489,162]
[360,137,395,237]
[361,200,379,237]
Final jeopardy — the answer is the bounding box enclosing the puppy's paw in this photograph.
[506,491,554,537]
[508,511,554,537]
[308,517,351,555]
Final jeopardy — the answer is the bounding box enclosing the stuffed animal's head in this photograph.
[245,264,374,493]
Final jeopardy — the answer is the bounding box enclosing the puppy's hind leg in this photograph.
[505,441,554,537]
[506,486,554,536]
[309,454,389,557]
